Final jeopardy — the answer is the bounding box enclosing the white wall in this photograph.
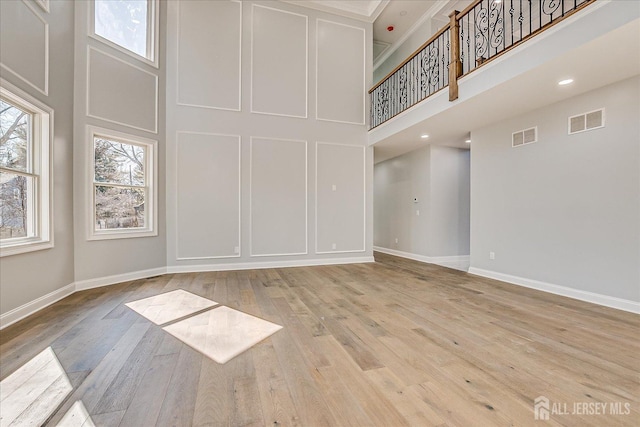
[374,146,431,255]
[0,0,76,315]
[165,0,373,270]
[430,146,471,256]
[374,145,470,258]
[470,76,640,303]
[72,0,167,283]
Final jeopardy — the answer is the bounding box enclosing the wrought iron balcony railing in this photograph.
[369,0,595,129]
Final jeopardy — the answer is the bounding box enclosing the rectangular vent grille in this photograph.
[569,108,605,134]
[512,127,537,147]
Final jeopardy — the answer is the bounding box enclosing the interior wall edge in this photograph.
[373,246,469,269]
[468,267,640,315]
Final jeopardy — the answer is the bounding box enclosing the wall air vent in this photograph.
[568,108,605,135]
[512,127,537,147]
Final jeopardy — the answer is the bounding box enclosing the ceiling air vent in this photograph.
[569,108,605,135]
[512,126,537,147]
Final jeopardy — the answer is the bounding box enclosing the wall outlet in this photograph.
[489,251,495,260]
[395,238,399,244]
[416,210,420,216]
[234,246,240,254]
[332,184,337,191]
[331,243,337,250]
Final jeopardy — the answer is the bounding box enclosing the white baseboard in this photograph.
[468,267,640,314]
[74,267,168,291]
[0,283,76,330]
[0,257,375,330]
[373,246,470,271]
[166,256,375,273]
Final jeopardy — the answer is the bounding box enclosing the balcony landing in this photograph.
[370,1,640,163]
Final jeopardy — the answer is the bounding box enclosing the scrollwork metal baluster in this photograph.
[542,0,562,18]
[489,0,504,52]
[475,3,489,65]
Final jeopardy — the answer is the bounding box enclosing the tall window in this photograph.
[0,80,52,256]
[92,0,157,64]
[89,127,156,240]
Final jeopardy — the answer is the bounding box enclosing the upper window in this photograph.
[89,127,157,240]
[92,0,157,65]
[0,80,52,256]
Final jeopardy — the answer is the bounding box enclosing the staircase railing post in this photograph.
[448,10,462,101]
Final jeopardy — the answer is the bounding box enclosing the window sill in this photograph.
[0,239,54,257]
[88,229,158,241]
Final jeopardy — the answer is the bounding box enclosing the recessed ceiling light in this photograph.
[558,78,574,86]
[465,139,471,143]
[421,134,429,139]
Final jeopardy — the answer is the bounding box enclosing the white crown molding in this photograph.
[280,0,389,23]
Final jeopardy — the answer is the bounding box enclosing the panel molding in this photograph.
[86,46,159,134]
[175,131,242,260]
[34,0,49,13]
[249,136,308,257]
[0,0,49,96]
[176,0,242,112]
[250,4,308,119]
[315,19,365,125]
[315,142,366,254]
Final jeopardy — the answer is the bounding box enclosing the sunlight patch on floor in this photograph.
[163,306,283,364]
[0,347,72,427]
[125,289,218,325]
[56,400,95,427]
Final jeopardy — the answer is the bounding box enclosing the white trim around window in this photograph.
[89,0,159,69]
[87,126,157,241]
[0,79,53,257]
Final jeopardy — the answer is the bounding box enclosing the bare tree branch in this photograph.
[0,112,26,145]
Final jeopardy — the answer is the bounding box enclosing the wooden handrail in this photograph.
[369,23,450,94]
[455,0,484,20]
[369,0,597,128]
[456,0,596,80]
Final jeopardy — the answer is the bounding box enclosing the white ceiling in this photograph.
[373,0,473,64]
[280,1,471,63]
[372,18,640,163]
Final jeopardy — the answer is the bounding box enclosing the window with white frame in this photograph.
[0,80,52,256]
[89,127,156,240]
[92,0,157,64]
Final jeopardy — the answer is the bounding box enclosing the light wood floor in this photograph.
[1,252,638,426]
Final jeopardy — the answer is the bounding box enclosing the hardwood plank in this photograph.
[155,345,202,427]
[1,252,637,427]
[118,353,180,427]
[251,341,300,427]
